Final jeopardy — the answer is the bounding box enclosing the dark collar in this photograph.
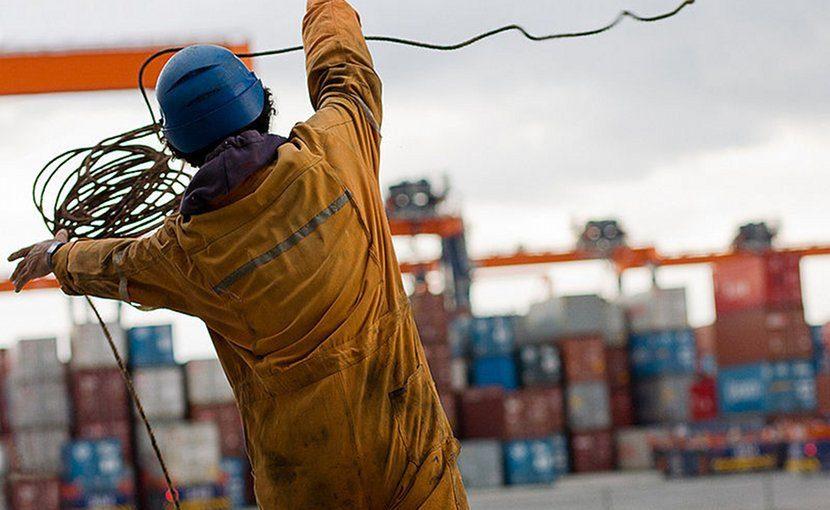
[180,130,289,217]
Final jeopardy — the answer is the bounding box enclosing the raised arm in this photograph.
[303,0,382,131]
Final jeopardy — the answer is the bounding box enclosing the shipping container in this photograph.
[138,421,221,486]
[471,355,518,390]
[503,387,564,439]
[76,420,133,461]
[62,439,132,494]
[634,375,693,424]
[220,457,250,508]
[70,323,127,369]
[566,382,611,431]
[558,336,606,383]
[448,316,470,357]
[190,403,246,458]
[713,253,802,314]
[460,387,505,439]
[457,440,503,489]
[518,295,626,345]
[629,330,696,378]
[133,366,185,420]
[810,325,829,375]
[605,346,631,389]
[715,308,812,366]
[610,387,635,428]
[8,377,70,429]
[12,428,69,474]
[694,325,718,377]
[422,343,453,393]
[718,361,816,415]
[503,436,568,485]
[410,292,449,345]
[571,430,615,473]
[8,476,61,510]
[818,373,830,415]
[624,288,688,334]
[11,337,62,381]
[70,368,130,425]
[127,325,175,368]
[517,344,561,387]
[616,427,669,471]
[469,316,515,358]
[0,349,9,433]
[185,359,235,406]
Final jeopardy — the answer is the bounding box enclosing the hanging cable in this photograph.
[29,2,696,508]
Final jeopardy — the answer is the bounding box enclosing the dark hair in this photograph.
[168,87,276,167]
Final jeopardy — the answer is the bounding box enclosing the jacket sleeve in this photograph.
[51,218,195,314]
[303,0,383,152]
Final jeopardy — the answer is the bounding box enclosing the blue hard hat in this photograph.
[156,45,265,155]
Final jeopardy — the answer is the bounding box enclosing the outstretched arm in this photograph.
[9,218,194,314]
[303,0,383,136]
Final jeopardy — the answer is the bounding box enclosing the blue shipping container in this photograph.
[63,439,130,492]
[128,325,175,367]
[472,356,518,390]
[629,329,696,378]
[811,325,828,374]
[470,316,515,358]
[221,457,249,508]
[503,436,568,485]
[719,361,816,415]
[63,490,134,509]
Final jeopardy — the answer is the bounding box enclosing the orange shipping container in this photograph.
[715,308,811,367]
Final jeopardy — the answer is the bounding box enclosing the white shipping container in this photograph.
[185,359,234,405]
[138,421,221,485]
[8,378,70,429]
[12,338,62,380]
[625,288,688,334]
[70,323,127,369]
[12,429,69,474]
[133,367,185,420]
[519,295,627,345]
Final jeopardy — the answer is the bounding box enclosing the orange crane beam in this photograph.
[388,216,464,238]
[0,43,251,95]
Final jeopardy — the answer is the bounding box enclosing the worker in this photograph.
[8,1,469,508]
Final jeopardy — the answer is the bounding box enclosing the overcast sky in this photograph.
[1,0,829,360]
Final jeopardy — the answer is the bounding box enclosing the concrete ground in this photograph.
[468,471,830,510]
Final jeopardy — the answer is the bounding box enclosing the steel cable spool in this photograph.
[25,2,696,507]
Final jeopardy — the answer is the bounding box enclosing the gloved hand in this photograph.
[8,229,69,292]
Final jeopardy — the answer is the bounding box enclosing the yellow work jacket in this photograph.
[52,0,468,508]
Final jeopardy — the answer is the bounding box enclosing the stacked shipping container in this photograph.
[713,254,816,418]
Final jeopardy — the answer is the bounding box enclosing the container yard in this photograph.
[2,0,830,508]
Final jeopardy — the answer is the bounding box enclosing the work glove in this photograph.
[8,229,69,292]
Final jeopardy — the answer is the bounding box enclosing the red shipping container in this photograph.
[460,387,506,439]
[438,391,458,434]
[8,476,61,510]
[558,336,606,383]
[411,292,449,344]
[76,420,133,460]
[690,377,718,422]
[503,387,564,439]
[817,373,830,415]
[713,253,802,314]
[605,347,630,390]
[715,308,811,366]
[610,387,635,428]
[190,402,246,457]
[70,368,130,425]
[571,430,615,473]
[423,343,453,393]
